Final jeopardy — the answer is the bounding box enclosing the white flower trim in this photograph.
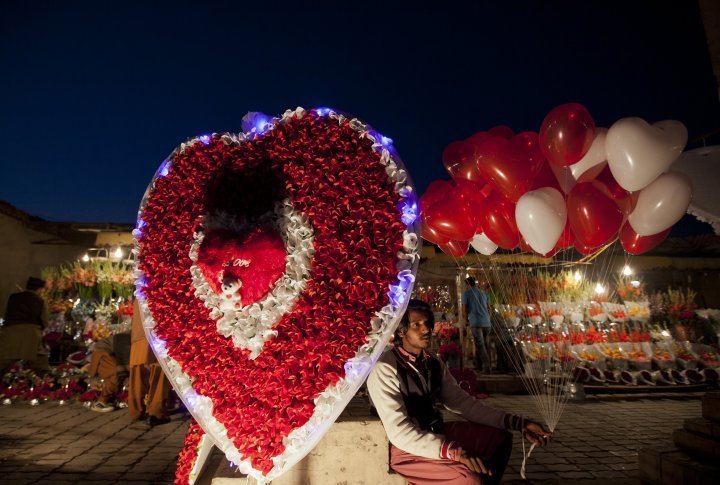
[134,107,421,483]
[188,200,315,359]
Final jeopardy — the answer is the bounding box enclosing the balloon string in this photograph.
[520,439,537,480]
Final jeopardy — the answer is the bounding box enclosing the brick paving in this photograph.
[0,391,706,484]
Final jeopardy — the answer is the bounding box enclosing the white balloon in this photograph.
[606,117,687,192]
[552,128,608,193]
[470,233,498,255]
[515,187,567,255]
[628,172,692,236]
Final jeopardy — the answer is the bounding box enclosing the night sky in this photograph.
[2,1,719,234]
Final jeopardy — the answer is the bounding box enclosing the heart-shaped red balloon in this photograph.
[474,132,544,202]
[477,191,519,250]
[438,239,471,258]
[540,103,596,166]
[135,108,419,481]
[424,191,477,241]
[619,221,670,255]
[420,179,453,211]
[567,182,623,248]
[443,139,486,184]
[420,214,451,245]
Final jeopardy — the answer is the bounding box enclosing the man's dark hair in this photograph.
[465,276,477,287]
[394,299,434,341]
[26,277,45,291]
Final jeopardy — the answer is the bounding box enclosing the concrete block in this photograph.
[210,419,405,485]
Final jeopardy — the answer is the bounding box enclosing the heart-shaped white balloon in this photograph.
[515,187,567,255]
[552,128,608,193]
[628,172,692,236]
[606,117,687,192]
[470,232,498,255]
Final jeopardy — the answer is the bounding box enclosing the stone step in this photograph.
[639,445,720,484]
[702,391,720,423]
[673,428,720,460]
[684,417,720,440]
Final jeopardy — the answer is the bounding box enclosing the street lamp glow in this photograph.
[622,265,632,276]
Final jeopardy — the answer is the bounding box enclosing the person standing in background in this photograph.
[461,277,491,373]
[128,298,171,426]
[0,277,49,374]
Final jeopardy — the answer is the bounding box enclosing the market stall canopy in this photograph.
[673,145,720,234]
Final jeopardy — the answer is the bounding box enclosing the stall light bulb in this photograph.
[573,271,582,283]
[594,283,605,294]
[113,247,123,259]
[631,280,641,288]
[82,254,90,262]
[622,265,633,276]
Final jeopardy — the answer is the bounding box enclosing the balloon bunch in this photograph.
[422,103,692,258]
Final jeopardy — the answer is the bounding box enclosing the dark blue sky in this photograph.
[2,1,719,232]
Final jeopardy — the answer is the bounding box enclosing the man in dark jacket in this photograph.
[0,277,49,373]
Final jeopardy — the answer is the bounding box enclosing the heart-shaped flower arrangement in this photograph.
[134,107,420,482]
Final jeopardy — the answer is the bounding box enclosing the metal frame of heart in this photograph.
[133,107,421,482]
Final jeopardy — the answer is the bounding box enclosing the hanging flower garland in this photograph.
[135,108,420,482]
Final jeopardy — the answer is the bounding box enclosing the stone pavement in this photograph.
[0,391,706,484]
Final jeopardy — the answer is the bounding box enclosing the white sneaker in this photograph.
[90,402,115,413]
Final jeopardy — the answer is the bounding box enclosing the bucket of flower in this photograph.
[570,343,606,371]
[596,344,628,371]
[673,342,699,370]
[651,344,675,370]
[619,342,652,371]
[691,343,720,368]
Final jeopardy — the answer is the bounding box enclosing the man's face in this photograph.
[400,310,432,354]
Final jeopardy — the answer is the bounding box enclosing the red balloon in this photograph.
[420,215,451,245]
[473,132,544,202]
[420,180,453,211]
[540,103,595,166]
[443,140,485,184]
[619,222,670,255]
[568,182,623,248]
[488,125,514,139]
[594,166,636,215]
[424,195,476,241]
[477,192,519,250]
[438,239,470,258]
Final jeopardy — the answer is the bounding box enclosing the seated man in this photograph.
[367,299,551,485]
[87,332,130,412]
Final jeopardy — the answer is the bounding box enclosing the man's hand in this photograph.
[523,421,553,446]
[457,451,490,476]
